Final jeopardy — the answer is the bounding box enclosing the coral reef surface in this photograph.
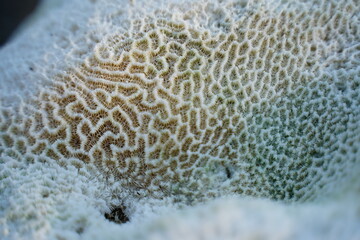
[0,0,359,239]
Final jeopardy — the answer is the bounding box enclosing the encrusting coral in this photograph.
[0,0,359,239]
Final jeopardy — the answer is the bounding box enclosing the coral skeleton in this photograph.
[0,0,359,239]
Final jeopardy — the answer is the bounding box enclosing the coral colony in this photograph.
[0,0,359,239]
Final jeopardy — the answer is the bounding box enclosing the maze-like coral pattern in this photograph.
[1,0,359,202]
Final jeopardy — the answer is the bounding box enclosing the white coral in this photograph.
[0,0,359,239]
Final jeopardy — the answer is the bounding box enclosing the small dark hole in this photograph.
[104,206,129,224]
[76,226,84,234]
[225,167,232,179]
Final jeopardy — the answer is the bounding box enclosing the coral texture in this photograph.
[0,0,359,239]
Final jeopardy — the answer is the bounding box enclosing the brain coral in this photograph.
[0,0,359,239]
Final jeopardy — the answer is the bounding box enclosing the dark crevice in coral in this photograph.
[104,206,129,224]
[225,166,232,179]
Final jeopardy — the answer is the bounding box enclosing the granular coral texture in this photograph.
[0,156,112,239]
[1,0,360,204]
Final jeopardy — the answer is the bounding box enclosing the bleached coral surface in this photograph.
[0,0,359,239]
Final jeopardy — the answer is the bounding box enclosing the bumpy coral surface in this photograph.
[0,0,359,239]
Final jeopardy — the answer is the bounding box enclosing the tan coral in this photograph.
[1,0,359,204]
